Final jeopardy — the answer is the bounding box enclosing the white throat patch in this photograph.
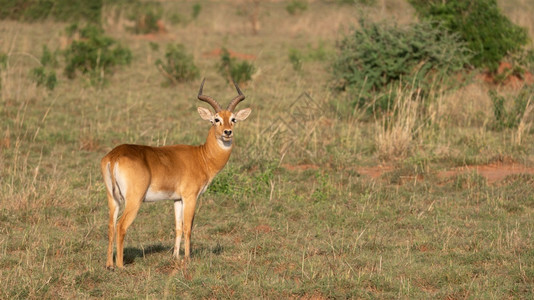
[218,138,233,149]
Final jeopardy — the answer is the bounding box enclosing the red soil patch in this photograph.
[478,62,534,89]
[281,163,319,171]
[437,163,534,184]
[132,20,170,41]
[355,162,534,184]
[357,165,395,179]
[202,48,257,61]
[254,224,272,234]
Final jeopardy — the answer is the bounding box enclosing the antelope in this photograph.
[100,79,251,269]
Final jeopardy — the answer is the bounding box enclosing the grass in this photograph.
[1,0,534,298]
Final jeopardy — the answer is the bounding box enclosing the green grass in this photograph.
[1,1,533,298]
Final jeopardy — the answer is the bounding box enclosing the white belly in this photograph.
[145,188,180,202]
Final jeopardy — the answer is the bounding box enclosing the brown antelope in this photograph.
[100,79,251,269]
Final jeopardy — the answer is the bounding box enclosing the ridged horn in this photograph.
[197,78,222,112]
[226,79,246,112]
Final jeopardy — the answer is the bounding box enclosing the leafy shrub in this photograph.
[155,44,199,85]
[332,19,470,112]
[409,0,529,72]
[169,3,201,26]
[125,2,163,34]
[31,67,57,91]
[286,0,308,15]
[0,0,102,23]
[31,45,58,91]
[217,48,255,84]
[39,45,58,68]
[63,25,132,85]
[489,86,533,131]
[192,3,202,19]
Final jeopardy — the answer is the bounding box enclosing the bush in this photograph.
[192,3,202,19]
[217,48,255,85]
[31,45,58,91]
[489,86,533,131]
[63,25,132,85]
[125,1,163,34]
[31,67,57,91]
[409,0,529,72]
[0,0,102,23]
[332,19,470,112]
[286,0,308,15]
[39,45,58,68]
[155,44,199,85]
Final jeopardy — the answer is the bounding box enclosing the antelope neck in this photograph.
[199,127,232,172]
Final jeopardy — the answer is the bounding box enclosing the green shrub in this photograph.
[489,86,533,131]
[31,45,59,91]
[192,3,202,19]
[0,0,102,23]
[63,25,132,85]
[155,44,199,85]
[286,0,308,15]
[40,45,58,68]
[409,0,529,72]
[331,19,470,112]
[31,67,57,91]
[125,2,163,34]
[169,13,185,25]
[217,48,255,84]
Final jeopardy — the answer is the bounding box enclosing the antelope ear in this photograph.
[234,108,252,121]
[198,107,214,122]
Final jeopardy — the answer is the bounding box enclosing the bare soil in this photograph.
[283,162,534,184]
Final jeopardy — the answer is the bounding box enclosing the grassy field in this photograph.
[1,0,533,298]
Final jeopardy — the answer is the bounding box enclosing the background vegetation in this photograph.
[0,0,533,298]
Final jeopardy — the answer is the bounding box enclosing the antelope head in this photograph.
[197,79,252,148]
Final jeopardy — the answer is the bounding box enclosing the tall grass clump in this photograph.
[489,86,534,131]
[63,24,132,85]
[0,52,6,92]
[332,19,470,114]
[375,87,422,160]
[409,0,529,72]
[155,44,199,85]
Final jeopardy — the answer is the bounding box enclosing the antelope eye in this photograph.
[214,118,220,123]
[231,118,236,123]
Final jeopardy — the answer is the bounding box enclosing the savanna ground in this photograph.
[1,0,533,298]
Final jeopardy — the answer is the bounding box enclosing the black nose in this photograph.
[224,130,232,136]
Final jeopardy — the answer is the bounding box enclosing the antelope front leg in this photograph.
[173,200,183,259]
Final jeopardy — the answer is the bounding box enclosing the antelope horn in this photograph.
[226,79,246,112]
[197,78,222,112]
